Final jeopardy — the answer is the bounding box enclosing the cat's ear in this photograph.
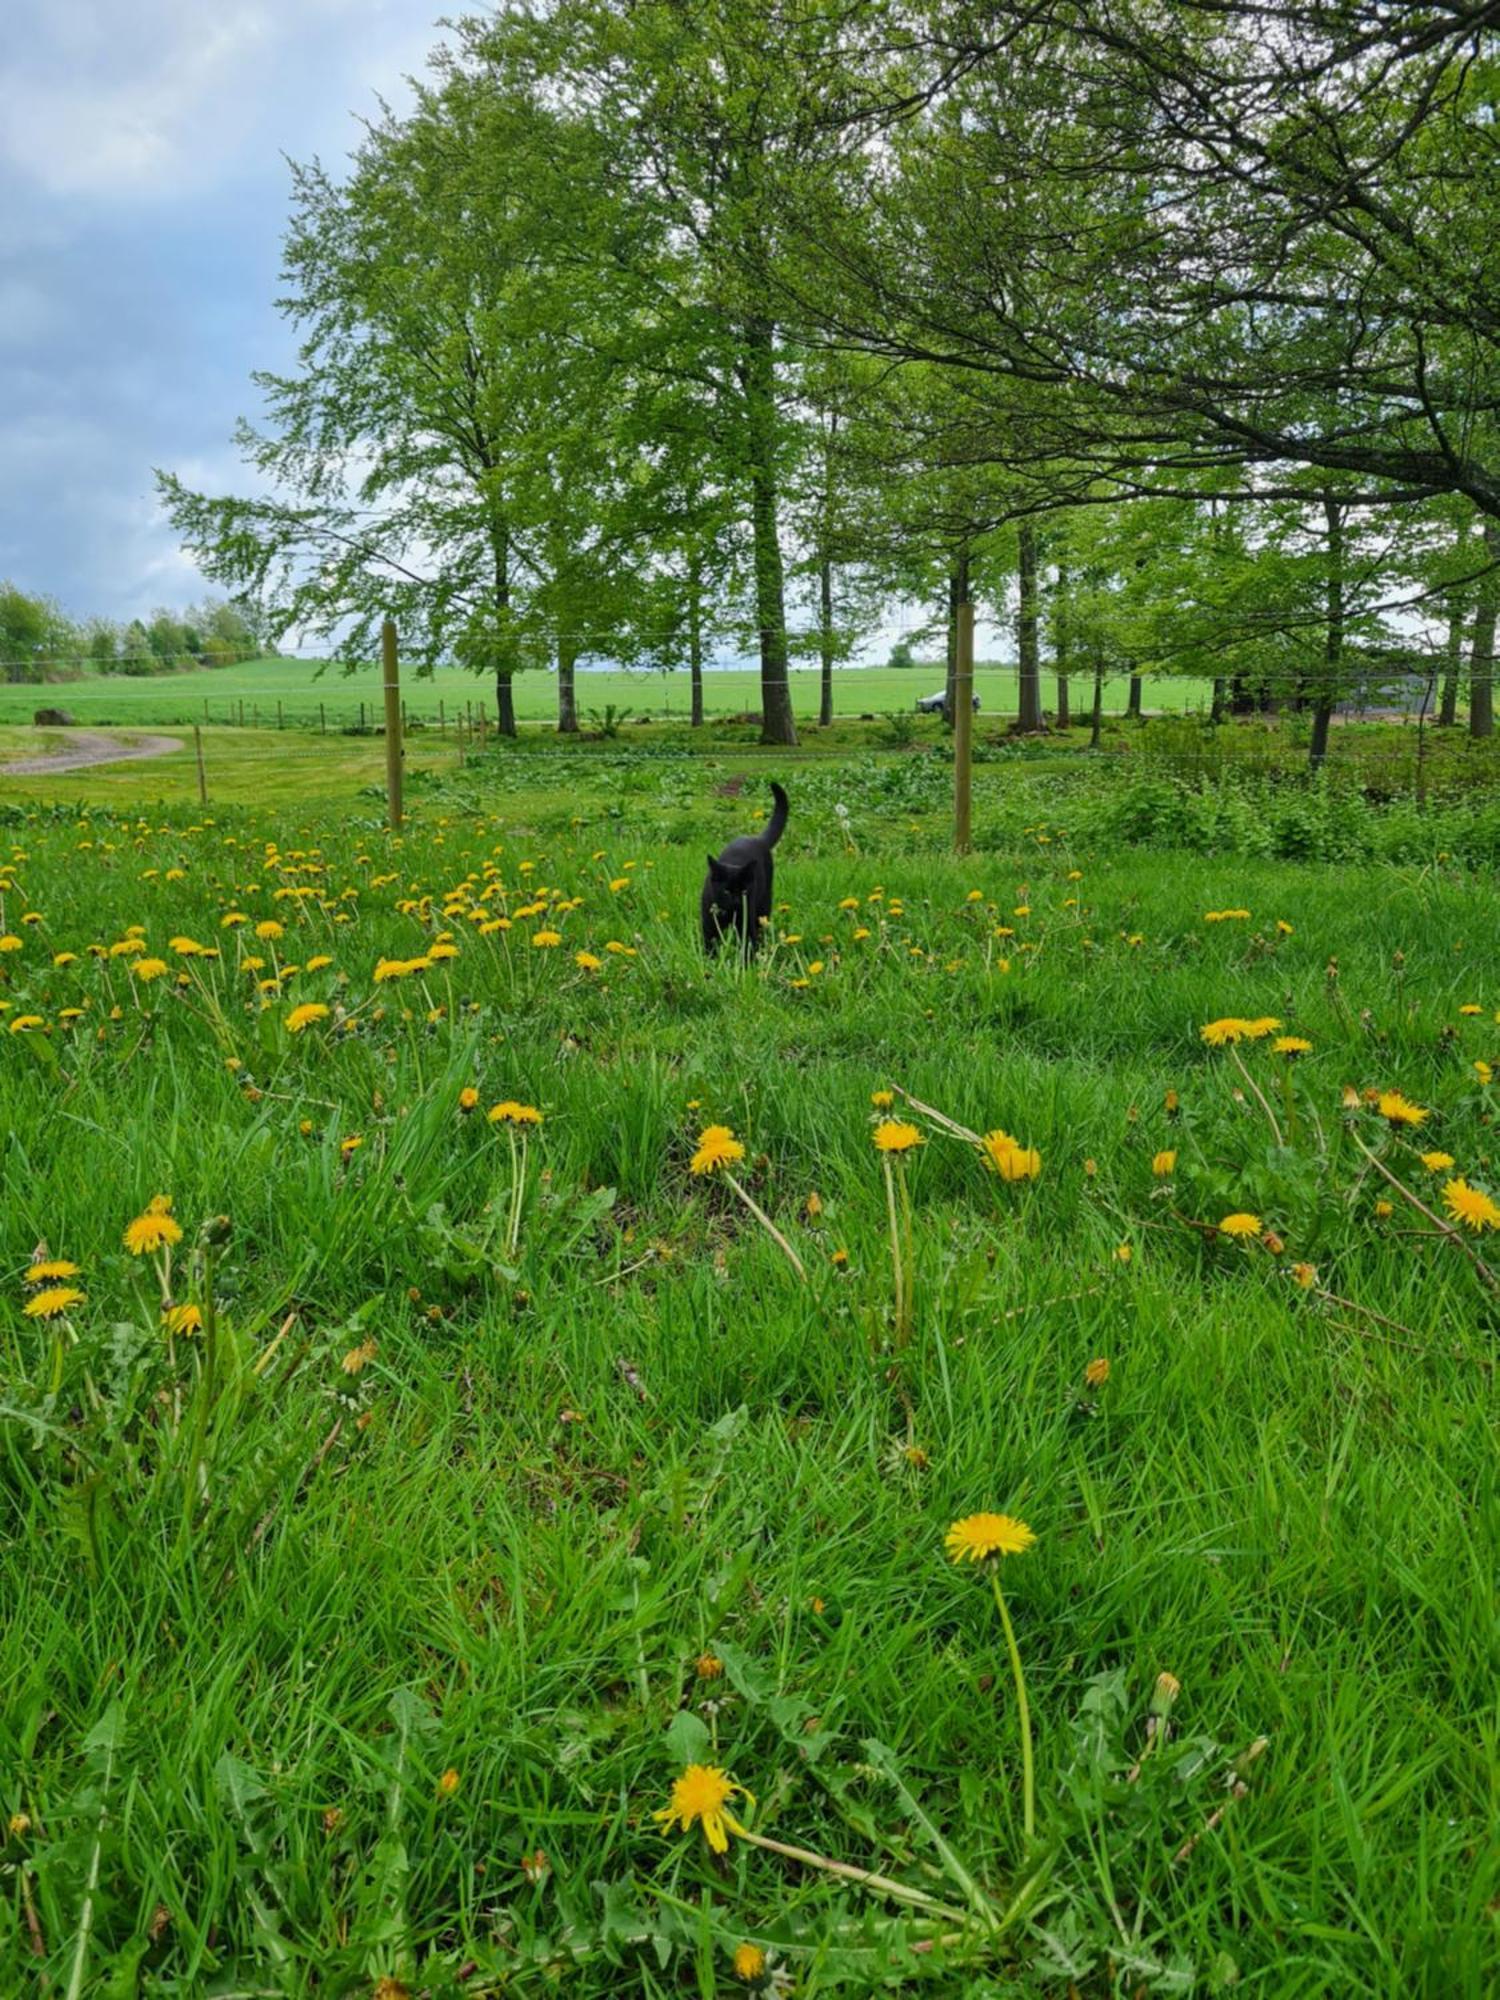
[706,854,724,880]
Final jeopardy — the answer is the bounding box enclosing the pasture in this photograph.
[1,738,1496,1996]
[0,659,1217,734]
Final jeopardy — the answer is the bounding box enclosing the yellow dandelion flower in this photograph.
[696,1653,724,1680]
[1241,1016,1282,1040]
[8,1015,44,1035]
[1200,1017,1248,1046]
[162,1303,203,1336]
[873,1120,924,1154]
[132,957,169,981]
[26,1259,79,1283]
[652,1765,752,1853]
[1378,1091,1428,1127]
[0,935,21,953]
[1084,1356,1110,1387]
[285,1002,330,1033]
[1443,1178,1500,1233]
[1291,1261,1318,1288]
[1476,1060,1493,1085]
[124,1207,183,1255]
[457,1086,479,1113]
[1152,1149,1177,1177]
[531,929,562,948]
[1217,1212,1262,1240]
[690,1124,745,1174]
[1459,1003,1483,1017]
[436,1767,460,1798]
[488,1100,543,1126]
[980,1129,1040,1180]
[1419,1151,1455,1173]
[1273,1036,1312,1056]
[24,1285,85,1318]
[1374,1199,1394,1219]
[733,1943,767,1981]
[944,1511,1036,1563]
[870,1090,894,1108]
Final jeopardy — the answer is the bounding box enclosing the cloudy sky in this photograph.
[1,0,447,629]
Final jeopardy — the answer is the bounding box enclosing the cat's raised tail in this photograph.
[765,781,789,847]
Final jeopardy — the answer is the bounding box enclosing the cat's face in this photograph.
[704,854,754,932]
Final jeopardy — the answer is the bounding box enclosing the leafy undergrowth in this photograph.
[1,786,1496,1996]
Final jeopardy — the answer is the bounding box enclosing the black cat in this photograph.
[700,781,788,958]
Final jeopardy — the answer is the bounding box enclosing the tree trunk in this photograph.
[1089,656,1105,748]
[688,574,704,728]
[557,635,579,734]
[1126,670,1142,719]
[1438,591,1464,727]
[495,668,516,737]
[818,554,834,727]
[491,522,517,737]
[1054,558,1070,728]
[1470,520,1499,741]
[1210,677,1227,723]
[740,315,796,746]
[1017,522,1043,731]
[1310,493,1342,770]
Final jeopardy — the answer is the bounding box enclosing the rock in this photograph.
[33,707,75,726]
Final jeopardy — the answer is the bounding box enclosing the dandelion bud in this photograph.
[436,1767,460,1798]
[1341,1085,1361,1111]
[734,1943,767,1981]
[1150,1671,1181,1717]
[1291,1261,1318,1288]
[321,1806,343,1836]
[1262,1230,1285,1255]
[1084,1357,1110,1388]
[8,1811,31,1838]
[696,1653,724,1680]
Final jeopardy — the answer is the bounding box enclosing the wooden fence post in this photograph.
[194,725,208,806]
[382,619,403,830]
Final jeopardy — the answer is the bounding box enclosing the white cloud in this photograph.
[0,0,439,200]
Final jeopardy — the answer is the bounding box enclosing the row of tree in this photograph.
[0,583,271,685]
[161,1,1500,753]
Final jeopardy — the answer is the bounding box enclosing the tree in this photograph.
[160,47,636,735]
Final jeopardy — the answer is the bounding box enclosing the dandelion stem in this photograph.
[883,1154,905,1342]
[990,1568,1036,1849]
[723,1173,806,1280]
[1230,1046,1283,1146]
[734,1826,969,1924]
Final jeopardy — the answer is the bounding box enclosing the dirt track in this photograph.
[0,730,184,777]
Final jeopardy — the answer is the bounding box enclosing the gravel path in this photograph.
[0,730,184,776]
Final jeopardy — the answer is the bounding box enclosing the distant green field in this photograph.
[0,658,1215,730]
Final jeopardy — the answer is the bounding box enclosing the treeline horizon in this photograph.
[157,2,1500,762]
[0,582,276,687]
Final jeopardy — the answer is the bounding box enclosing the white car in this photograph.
[916,688,980,715]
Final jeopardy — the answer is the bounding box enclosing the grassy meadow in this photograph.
[0,658,1217,732]
[1,739,1497,1997]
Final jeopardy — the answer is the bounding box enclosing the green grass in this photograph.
[1,751,1497,1996]
[0,656,1216,731]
